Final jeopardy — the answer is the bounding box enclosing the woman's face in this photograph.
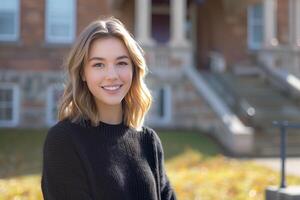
[82,37,133,108]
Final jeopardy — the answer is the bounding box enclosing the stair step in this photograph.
[203,72,300,156]
[252,115,300,127]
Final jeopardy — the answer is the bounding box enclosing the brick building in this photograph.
[1,0,300,156]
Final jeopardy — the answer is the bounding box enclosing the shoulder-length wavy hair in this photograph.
[58,17,152,130]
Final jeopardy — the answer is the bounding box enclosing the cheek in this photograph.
[85,68,100,83]
[120,68,133,82]
[84,71,102,91]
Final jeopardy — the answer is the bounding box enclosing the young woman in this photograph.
[41,17,177,200]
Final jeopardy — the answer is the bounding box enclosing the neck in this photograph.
[96,102,123,125]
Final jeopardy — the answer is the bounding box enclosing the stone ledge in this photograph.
[266,186,300,200]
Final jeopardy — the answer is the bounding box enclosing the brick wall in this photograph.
[196,0,249,69]
[0,0,114,127]
[277,0,289,44]
[0,0,111,72]
[196,0,289,69]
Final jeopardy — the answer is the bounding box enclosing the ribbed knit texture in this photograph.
[41,118,176,200]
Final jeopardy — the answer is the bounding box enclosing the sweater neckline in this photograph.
[98,120,124,128]
[91,120,128,138]
[76,118,128,137]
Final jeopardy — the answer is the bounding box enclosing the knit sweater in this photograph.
[41,118,177,200]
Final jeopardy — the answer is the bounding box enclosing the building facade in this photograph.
[1,0,299,155]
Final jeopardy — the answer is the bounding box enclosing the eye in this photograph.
[93,63,104,68]
[117,61,128,66]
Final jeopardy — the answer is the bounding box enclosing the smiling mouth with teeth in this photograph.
[101,85,123,91]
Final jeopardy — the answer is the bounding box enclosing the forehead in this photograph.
[88,37,130,59]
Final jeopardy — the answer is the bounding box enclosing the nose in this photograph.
[105,64,118,80]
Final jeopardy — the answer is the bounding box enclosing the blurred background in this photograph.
[1,0,300,199]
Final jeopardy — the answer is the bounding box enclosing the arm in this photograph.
[151,129,177,200]
[41,125,93,200]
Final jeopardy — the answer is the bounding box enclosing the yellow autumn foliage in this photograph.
[0,149,300,200]
[0,174,43,200]
[166,149,300,200]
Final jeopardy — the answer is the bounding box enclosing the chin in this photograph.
[105,102,122,106]
[99,98,124,106]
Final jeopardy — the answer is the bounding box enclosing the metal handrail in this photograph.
[212,73,256,119]
[272,121,300,188]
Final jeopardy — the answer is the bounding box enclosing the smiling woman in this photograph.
[82,37,133,124]
[57,17,150,129]
[41,17,177,200]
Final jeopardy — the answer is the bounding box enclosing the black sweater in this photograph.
[41,118,177,200]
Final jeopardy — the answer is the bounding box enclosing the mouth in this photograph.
[101,84,123,92]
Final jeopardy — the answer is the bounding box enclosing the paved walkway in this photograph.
[249,157,300,177]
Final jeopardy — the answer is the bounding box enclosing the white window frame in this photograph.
[147,85,172,125]
[46,84,64,126]
[45,0,76,43]
[247,3,264,50]
[0,0,20,41]
[0,83,20,127]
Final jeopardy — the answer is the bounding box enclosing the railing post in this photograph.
[272,121,300,188]
[266,121,300,200]
[279,124,286,188]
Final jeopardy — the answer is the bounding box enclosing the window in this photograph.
[0,84,20,127]
[0,0,19,41]
[46,84,64,126]
[248,3,264,49]
[45,0,76,43]
[147,85,172,125]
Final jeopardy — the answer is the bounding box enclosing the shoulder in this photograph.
[140,125,155,137]
[47,119,72,137]
[43,119,84,167]
[47,118,86,137]
[44,119,77,149]
[141,126,163,147]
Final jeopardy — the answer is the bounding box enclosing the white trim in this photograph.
[46,84,63,126]
[148,85,172,125]
[0,83,20,127]
[263,0,278,47]
[247,4,263,50]
[45,0,76,43]
[289,0,300,47]
[0,0,20,41]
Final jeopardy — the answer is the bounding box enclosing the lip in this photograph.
[101,84,123,94]
[102,84,123,88]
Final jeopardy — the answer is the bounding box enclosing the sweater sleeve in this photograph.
[151,129,177,200]
[41,124,93,200]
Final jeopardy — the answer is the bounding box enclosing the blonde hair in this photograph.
[58,17,152,130]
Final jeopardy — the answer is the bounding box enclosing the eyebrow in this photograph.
[88,55,129,61]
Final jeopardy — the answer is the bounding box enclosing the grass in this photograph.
[0,129,47,179]
[0,129,47,200]
[157,130,221,159]
[0,128,299,200]
[0,128,219,178]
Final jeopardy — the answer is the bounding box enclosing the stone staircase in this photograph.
[202,71,300,156]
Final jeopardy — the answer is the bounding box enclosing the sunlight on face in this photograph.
[83,37,133,109]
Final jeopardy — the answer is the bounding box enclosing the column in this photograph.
[263,0,278,47]
[135,0,154,46]
[169,0,189,47]
[289,0,300,76]
[289,0,300,47]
